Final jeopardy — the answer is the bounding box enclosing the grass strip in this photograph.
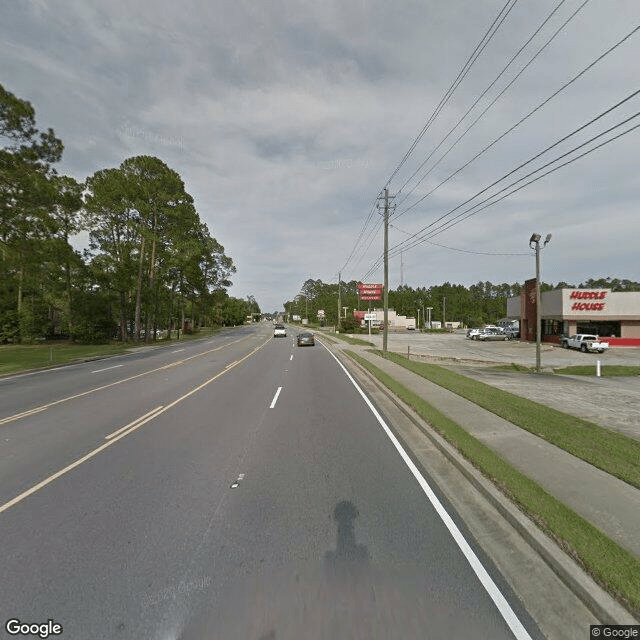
[554,365,640,377]
[376,350,640,490]
[345,350,640,615]
[331,333,375,346]
[0,327,222,376]
[0,343,130,376]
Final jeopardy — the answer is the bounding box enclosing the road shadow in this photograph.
[324,500,370,566]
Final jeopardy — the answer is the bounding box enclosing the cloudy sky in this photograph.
[2,0,638,311]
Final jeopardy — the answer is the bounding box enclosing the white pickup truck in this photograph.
[560,334,609,353]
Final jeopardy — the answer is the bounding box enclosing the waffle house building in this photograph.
[506,279,640,346]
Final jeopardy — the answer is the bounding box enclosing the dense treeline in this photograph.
[285,277,640,329]
[1,84,255,343]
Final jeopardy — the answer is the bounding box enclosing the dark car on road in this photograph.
[297,331,315,347]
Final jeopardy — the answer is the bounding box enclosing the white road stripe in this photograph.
[290,354,293,361]
[172,349,185,353]
[91,364,124,373]
[0,337,272,515]
[269,386,282,408]
[0,337,246,426]
[322,345,533,640]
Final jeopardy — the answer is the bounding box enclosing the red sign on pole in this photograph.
[358,283,383,301]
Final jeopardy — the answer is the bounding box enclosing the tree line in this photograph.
[285,277,640,329]
[1,84,257,343]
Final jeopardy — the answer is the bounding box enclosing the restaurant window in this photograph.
[542,319,563,336]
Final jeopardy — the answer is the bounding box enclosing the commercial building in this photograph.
[506,279,640,346]
[353,308,416,330]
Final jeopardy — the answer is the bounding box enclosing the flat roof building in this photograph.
[507,279,640,346]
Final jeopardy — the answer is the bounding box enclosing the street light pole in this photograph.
[529,233,552,373]
[426,307,433,329]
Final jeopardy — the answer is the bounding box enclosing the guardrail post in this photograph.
[596,360,601,377]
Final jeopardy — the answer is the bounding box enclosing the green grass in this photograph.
[345,350,640,615]
[375,350,640,490]
[554,365,640,377]
[317,333,338,345]
[0,327,222,376]
[0,343,130,375]
[331,333,375,346]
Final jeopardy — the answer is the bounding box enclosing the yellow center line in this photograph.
[0,336,271,515]
[0,337,246,427]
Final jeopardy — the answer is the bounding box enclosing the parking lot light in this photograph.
[529,232,552,373]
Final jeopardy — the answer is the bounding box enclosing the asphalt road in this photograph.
[0,324,542,639]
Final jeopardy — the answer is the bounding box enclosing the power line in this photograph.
[390,114,640,260]
[383,0,518,190]
[338,194,381,274]
[360,110,640,280]
[389,223,531,255]
[395,22,640,220]
[394,0,585,209]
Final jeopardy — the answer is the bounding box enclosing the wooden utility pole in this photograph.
[337,271,341,331]
[379,188,394,355]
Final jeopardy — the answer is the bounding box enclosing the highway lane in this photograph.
[0,326,259,421]
[0,326,271,509]
[0,327,542,639]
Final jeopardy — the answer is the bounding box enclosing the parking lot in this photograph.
[341,330,640,441]
[355,329,639,367]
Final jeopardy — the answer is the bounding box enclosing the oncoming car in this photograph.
[297,331,315,347]
[273,324,287,338]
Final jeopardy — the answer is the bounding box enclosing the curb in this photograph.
[331,343,638,625]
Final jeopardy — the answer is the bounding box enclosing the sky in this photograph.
[2,0,638,312]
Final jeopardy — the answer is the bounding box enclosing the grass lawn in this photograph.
[0,327,222,376]
[375,350,640,490]
[345,349,640,616]
[0,343,131,376]
[554,365,640,376]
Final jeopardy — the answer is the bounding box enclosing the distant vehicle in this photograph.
[274,324,287,338]
[560,334,609,353]
[297,331,315,347]
[466,328,482,340]
[477,328,508,341]
[505,328,520,339]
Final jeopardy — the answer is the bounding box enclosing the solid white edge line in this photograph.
[91,364,124,373]
[269,386,282,408]
[322,345,533,640]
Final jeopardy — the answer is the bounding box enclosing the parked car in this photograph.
[297,331,315,347]
[560,334,609,353]
[477,328,508,341]
[466,328,482,340]
[273,324,287,338]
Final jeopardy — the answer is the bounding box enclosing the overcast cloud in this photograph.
[2,0,638,311]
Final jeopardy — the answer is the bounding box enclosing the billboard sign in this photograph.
[358,283,383,301]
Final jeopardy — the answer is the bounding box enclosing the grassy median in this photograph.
[554,365,640,377]
[345,350,640,615]
[376,350,640,490]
